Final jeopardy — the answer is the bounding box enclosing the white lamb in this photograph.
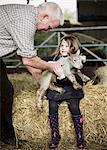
[36,52,90,112]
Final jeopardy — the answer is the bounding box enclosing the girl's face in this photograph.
[59,39,69,56]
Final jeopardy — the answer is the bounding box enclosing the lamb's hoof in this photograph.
[37,104,43,112]
[74,84,82,90]
[38,108,43,113]
[83,77,90,83]
[39,109,43,113]
[58,89,65,94]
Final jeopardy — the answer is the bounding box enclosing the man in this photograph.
[0,2,64,144]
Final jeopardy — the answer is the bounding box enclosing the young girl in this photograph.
[46,35,86,149]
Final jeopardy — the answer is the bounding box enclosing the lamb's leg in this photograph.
[67,73,82,89]
[36,88,46,112]
[77,70,90,83]
[37,72,52,112]
[49,83,65,93]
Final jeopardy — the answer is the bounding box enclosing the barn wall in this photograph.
[78,1,107,41]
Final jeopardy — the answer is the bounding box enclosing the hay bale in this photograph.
[7,73,107,150]
[94,65,107,86]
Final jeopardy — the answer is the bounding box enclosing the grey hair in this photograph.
[38,2,64,25]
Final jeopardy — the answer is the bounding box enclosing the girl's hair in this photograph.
[53,35,80,60]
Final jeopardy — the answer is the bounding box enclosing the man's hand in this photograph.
[26,66,42,81]
[32,68,42,81]
[48,61,65,79]
[22,56,65,79]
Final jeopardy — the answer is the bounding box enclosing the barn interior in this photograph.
[1,0,107,150]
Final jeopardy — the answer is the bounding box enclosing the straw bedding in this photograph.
[1,70,107,150]
[94,66,107,86]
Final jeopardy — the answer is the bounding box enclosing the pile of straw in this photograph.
[4,72,107,150]
[94,65,107,86]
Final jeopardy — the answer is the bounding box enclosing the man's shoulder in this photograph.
[0,4,36,13]
[2,4,36,24]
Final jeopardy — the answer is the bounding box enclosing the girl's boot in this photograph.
[72,115,85,149]
[49,113,61,149]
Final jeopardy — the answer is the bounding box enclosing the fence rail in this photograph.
[3,26,107,68]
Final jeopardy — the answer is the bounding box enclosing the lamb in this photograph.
[36,52,90,112]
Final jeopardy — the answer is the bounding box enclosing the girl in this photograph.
[46,35,87,149]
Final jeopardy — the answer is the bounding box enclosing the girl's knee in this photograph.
[67,99,81,115]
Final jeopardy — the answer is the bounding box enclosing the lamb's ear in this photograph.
[80,55,86,63]
[76,49,80,55]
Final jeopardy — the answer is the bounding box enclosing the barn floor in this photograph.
[1,140,107,150]
[0,71,107,150]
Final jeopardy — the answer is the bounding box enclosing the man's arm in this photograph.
[22,56,65,80]
[22,56,50,70]
[22,56,61,72]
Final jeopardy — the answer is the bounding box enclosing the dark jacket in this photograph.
[43,56,84,101]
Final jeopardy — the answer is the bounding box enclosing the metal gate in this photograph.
[3,26,107,68]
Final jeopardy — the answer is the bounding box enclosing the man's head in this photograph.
[36,2,64,31]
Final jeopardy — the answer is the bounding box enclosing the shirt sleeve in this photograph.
[6,18,37,58]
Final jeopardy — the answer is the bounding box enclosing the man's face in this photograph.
[37,15,60,31]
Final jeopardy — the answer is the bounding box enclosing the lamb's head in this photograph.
[70,54,86,69]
